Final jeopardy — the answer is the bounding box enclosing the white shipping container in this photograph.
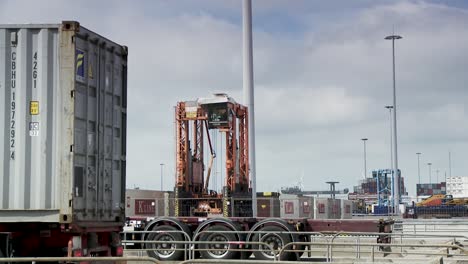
[340,199,352,219]
[314,198,329,219]
[125,189,174,218]
[0,22,127,224]
[328,199,341,219]
[279,194,314,218]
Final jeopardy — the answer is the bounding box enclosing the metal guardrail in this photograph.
[123,230,193,260]
[122,229,468,262]
[394,219,468,234]
[0,256,160,263]
[178,260,356,264]
[124,239,279,261]
[277,241,468,262]
[123,230,280,261]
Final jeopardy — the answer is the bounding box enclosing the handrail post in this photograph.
[357,236,360,259]
[400,233,403,253]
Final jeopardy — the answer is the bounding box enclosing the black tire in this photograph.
[145,225,185,261]
[199,225,240,259]
[0,247,8,264]
[251,225,292,261]
[0,248,4,263]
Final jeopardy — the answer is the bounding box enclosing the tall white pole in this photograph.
[428,163,432,183]
[385,106,394,177]
[416,153,421,184]
[361,138,368,179]
[389,108,393,170]
[391,38,400,209]
[160,163,164,191]
[243,0,257,217]
[385,34,402,211]
[449,151,452,178]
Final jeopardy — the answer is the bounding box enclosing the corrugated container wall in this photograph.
[0,22,128,224]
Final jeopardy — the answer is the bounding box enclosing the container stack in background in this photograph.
[416,183,446,197]
[446,176,468,198]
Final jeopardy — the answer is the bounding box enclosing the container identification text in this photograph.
[10,50,16,160]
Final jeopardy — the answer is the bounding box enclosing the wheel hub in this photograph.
[154,234,176,257]
[207,234,230,258]
[261,234,283,257]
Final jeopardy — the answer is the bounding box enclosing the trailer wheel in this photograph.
[252,225,292,261]
[199,225,239,259]
[0,247,6,264]
[146,225,184,261]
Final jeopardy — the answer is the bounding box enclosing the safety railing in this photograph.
[0,256,160,263]
[123,229,193,260]
[395,219,468,234]
[278,241,468,262]
[123,229,279,261]
[122,229,468,262]
[125,239,278,261]
[178,260,357,264]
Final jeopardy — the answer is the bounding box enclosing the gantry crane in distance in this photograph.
[175,93,251,217]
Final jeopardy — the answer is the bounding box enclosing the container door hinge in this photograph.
[71,90,75,98]
[70,145,74,152]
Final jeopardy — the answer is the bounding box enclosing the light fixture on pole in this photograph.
[361,138,368,179]
[160,163,164,191]
[385,33,402,209]
[427,162,432,184]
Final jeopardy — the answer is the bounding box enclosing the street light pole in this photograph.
[361,138,368,179]
[385,106,394,171]
[416,152,422,184]
[160,163,164,191]
[385,34,402,209]
[427,163,432,184]
[243,0,257,218]
[448,151,452,178]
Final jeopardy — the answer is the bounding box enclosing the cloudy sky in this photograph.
[2,0,468,196]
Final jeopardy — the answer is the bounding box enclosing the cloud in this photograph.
[1,0,467,195]
[256,86,372,132]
